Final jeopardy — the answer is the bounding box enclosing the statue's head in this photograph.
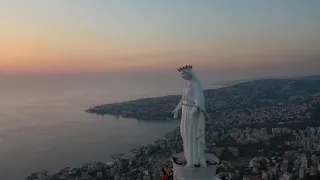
[177,65,193,80]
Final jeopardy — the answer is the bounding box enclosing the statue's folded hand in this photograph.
[190,107,199,119]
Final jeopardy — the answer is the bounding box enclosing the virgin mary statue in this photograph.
[172,65,207,168]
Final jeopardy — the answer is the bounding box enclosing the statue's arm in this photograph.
[174,98,183,111]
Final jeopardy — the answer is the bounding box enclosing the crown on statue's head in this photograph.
[177,65,193,72]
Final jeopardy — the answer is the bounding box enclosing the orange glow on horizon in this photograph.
[0,1,319,76]
[2,47,317,74]
[1,19,319,74]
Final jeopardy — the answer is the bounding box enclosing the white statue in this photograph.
[172,65,207,168]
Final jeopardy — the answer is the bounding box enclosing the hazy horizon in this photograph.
[1,0,320,77]
[0,71,318,87]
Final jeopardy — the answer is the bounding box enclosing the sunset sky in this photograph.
[0,0,319,77]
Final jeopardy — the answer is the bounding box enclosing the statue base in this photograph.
[171,153,221,180]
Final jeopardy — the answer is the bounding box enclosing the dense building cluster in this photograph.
[212,126,320,179]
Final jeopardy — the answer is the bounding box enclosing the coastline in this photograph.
[26,125,184,180]
[84,84,225,120]
[85,95,181,121]
[25,90,220,179]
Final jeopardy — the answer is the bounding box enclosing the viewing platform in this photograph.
[171,153,221,180]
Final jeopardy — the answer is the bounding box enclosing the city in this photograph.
[26,77,320,179]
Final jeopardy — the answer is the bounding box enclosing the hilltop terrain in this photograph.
[86,78,320,123]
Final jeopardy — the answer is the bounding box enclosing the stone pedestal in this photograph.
[172,153,220,180]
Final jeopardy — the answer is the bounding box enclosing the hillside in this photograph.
[297,74,320,81]
[86,78,320,123]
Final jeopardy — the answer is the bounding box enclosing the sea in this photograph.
[0,73,222,180]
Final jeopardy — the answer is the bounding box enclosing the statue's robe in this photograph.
[176,77,207,167]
